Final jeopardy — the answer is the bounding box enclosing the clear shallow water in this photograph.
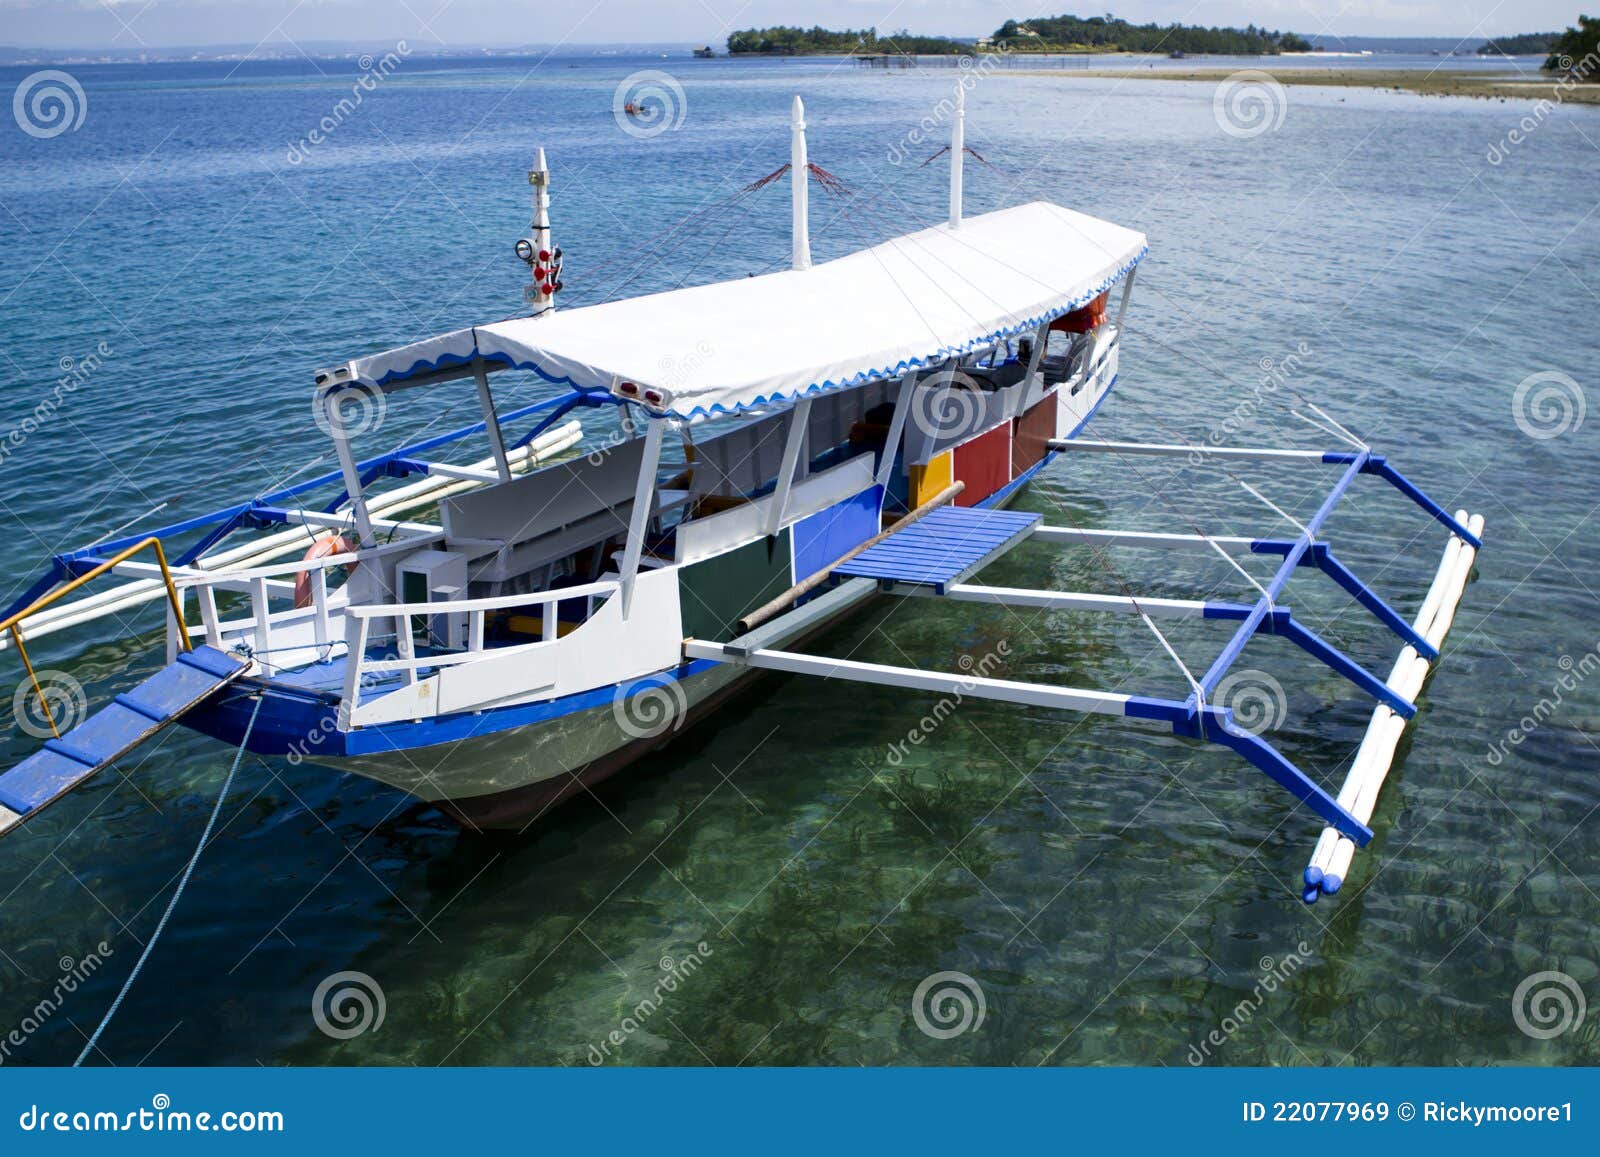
[0,54,1596,1067]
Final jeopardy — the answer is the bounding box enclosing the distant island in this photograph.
[991,15,1311,54]
[726,14,1312,57]
[725,27,969,56]
[1477,32,1560,55]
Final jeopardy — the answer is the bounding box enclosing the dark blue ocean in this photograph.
[0,51,1596,1065]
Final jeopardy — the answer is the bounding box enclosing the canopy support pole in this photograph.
[1114,266,1137,329]
[325,388,377,548]
[766,398,813,536]
[875,372,918,495]
[472,358,513,482]
[791,96,811,271]
[619,419,665,616]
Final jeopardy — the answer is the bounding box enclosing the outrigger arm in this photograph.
[686,434,1483,894]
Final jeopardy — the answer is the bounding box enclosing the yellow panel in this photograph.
[507,615,581,639]
[910,451,953,507]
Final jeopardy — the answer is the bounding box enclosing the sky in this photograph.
[0,0,1582,50]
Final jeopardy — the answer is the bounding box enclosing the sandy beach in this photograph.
[1007,66,1600,106]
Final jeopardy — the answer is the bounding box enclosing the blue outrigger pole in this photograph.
[687,435,1483,903]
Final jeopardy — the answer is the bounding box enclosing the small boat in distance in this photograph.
[0,90,1483,903]
[693,45,716,58]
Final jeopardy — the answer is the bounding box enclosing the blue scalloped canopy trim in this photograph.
[656,247,1147,421]
[366,347,587,393]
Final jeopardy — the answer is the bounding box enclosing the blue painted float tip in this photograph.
[1303,865,1324,888]
[1321,873,1343,895]
[1301,885,1320,905]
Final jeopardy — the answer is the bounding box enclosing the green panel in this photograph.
[678,530,793,642]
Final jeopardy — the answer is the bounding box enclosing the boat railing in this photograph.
[170,532,447,669]
[1,537,190,738]
[339,579,623,720]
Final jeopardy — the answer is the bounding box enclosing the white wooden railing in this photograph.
[166,532,446,670]
[338,579,621,718]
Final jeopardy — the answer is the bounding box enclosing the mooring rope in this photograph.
[73,695,262,1067]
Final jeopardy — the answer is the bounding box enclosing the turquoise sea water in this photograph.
[0,53,1596,1067]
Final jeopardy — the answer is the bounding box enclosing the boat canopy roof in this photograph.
[339,201,1146,421]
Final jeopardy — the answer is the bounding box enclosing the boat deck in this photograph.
[833,506,1041,593]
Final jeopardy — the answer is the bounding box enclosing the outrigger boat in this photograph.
[0,90,1482,903]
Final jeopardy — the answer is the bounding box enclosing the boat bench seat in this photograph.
[442,437,647,567]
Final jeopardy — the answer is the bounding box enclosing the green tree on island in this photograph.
[1478,31,1560,55]
[993,14,1311,54]
[726,13,1314,56]
[1544,14,1599,78]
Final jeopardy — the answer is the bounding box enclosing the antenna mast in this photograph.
[519,147,561,316]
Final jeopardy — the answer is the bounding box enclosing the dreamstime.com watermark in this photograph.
[286,43,411,164]
[11,669,88,740]
[12,70,87,139]
[613,70,688,139]
[16,1095,283,1134]
[1485,640,1599,767]
[1187,942,1312,1064]
[311,970,386,1039]
[887,49,1012,165]
[886,641,1011,766]
[911,970,986,1039]
[612,674,689,741]
[1512,970,1587,1040]
[1189,342,1313,462]
[586,942,714,1064]
[1214,668,1288,736]
[1213,70,1288,139]
[1486,49,1600,165]
[0,943,113,1066]
[312,381,388,441]
[1511,370,1585,441]
[0,340,114,471]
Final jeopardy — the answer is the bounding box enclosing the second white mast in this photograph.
[791,95,811,271]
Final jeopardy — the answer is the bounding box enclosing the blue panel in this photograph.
[835,506,1041,590]
[793,485,882,581]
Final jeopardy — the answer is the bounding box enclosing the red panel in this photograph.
[952,422,1012,507]
[1012,396,1055,478]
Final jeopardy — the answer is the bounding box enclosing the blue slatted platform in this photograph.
[835,506,1041,593]
[0,645,247,837]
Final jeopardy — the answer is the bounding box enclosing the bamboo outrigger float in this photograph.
[0,89,1482,904]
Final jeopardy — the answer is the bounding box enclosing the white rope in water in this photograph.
[73,696,262,1067]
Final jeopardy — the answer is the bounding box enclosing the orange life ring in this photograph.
[293,534,358,609]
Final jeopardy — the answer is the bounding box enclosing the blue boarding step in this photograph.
[0,645,248,838]
[835,506,1042,594]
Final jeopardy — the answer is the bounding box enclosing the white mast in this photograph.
[791,95,811,271]
[524,147,558,316]
[948,81,964,229]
